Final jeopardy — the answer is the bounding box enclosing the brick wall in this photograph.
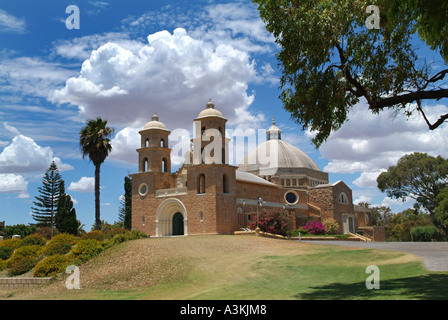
[0,277,53,289]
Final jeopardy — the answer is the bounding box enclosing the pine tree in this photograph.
[31,161,63,230]
[118,176,132,230]
[55,181,80,235]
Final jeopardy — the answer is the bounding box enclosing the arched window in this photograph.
[143,158,148,172]
[339,192,348,204]
[145,139,149,148]
[198,174,205,194]
[162,158,168,173]
[223,174,229,194]
[160,138,165,148]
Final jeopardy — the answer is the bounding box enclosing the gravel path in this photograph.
[302,241,448,271]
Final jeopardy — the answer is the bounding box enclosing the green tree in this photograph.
[118,176,132,230]
[377,152,448,233]
[434,187,448,232]
[31,161,63,230]
[253,0,448,147]
[79,117,114,230]
[386,208,431,241]
[55,181,80,235]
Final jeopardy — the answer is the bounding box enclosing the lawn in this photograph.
[1,235,447,300]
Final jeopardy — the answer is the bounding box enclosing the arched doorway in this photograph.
[155,198,188,236]
[172,212,184,235]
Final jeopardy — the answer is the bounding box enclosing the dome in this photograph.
[196,99,225,119]
[143,113,169,131]
[238,115,321,175]
[238,139,321,174]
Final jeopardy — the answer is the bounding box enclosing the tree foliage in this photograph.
[377,152,448,233]
[79,117,114,230]
[31,161,63,228]
[55,181,80,235]
[253,0,448,147]
[118,176,132,230]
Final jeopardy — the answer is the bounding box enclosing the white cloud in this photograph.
[0,9,26,34]
[317,100,448,188]
[0,173,28,194]
[68,177,95,193]
[50,27,260,135]
[0,134,73,174]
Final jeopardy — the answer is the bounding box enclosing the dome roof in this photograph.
[143,113,169,131]
[196,99,225,119]
[238,115,321,174]
[238,139,321,174]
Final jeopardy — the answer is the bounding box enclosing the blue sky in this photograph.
[1,0,447,229]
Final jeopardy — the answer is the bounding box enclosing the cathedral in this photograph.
[130,100,377,238]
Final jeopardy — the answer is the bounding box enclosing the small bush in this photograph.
[303,220,326,235]
[323,218,340,235]
[68,239,103,264]
[127,230,149,240]
[0,238,21,250]
[0,247,15,260]
[410,225,439,242]
[8,257,38,276]
[20,234,47,247]
[34,254,69,277]
[48,233,78,246]
[81,230,104,241]
[0,259,6,271]
[105,227,130,239]
[6,245,43,268]
[44,241,73,256]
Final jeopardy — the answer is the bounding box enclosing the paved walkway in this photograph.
[302,241,448,271]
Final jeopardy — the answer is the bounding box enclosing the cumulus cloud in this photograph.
[315,100,448,188]
[0,134,73,174]
[50,28,258,130]
[0,173,28,194]
[68,177,95,193]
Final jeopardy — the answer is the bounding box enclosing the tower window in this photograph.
[198,174,205,194]
[162,158,168,173]
[339,192,349,204]
[223,174,229,194]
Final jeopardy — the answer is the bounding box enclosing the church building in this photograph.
[130,100,376,238]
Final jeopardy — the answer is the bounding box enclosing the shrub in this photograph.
[68,239,103,264]
[20,234,47,247]
[6,245,43,268]
[410,225,439,242]
[8,257,38,276]
[34,254,69,277]
[104,227,130,239]
[303,220,326,235]
[248,209,293,236]
[127,230,149,240]
[81,230,104,241]
[0,259,6,271]
[323,218,340,235]
[0,238,21,260]
[44,241,73,256]
[48,233,78,246]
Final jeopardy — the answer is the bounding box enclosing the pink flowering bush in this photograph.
[249,209,293,236]
[303,220,326,235]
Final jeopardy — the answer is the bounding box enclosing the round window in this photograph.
[284,191,299,205]
[139,183,148,196]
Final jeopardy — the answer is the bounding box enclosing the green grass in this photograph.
[2,236,448,300]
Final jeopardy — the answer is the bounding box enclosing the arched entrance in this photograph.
[155,198,188,236]
[172,212,184,235]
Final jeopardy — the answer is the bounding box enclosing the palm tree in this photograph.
[79,117,114,230]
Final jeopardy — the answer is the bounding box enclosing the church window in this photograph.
[200,211,204,221]
[143,158,148,172]
[198,174,206,194]
[162,158,168,173]
[145,139,149,148]
[138,183,148,196]
[223,174,229,194]
[339,192,349,204]
[160,138,166,148]
[284,190,299,205]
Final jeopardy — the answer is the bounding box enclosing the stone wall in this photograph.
[0,277,53,289]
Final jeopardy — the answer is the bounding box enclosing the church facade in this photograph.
[130,100,376,238]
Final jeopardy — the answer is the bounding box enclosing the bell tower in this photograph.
[137,113,171,173]
[192,99,230,165]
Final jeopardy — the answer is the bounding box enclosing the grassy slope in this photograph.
[2,235,448,300]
